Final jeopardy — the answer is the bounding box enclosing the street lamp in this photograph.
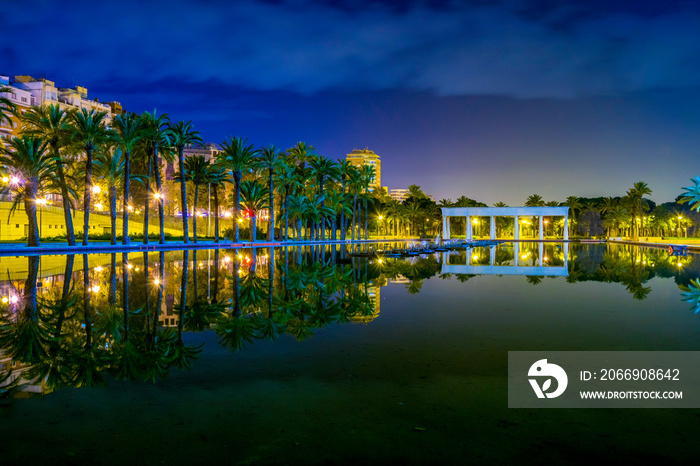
[36,198,47,238]
[472,217,478,237]
[678,216,682,238]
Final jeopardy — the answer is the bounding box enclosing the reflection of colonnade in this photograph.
[441,243,569,276]
[441,206,570,241]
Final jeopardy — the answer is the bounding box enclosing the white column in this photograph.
[514,215,519,240]
[538,241,544,265]
[442,216,447,239]
[490,216,496,240]
[513,242,519,266]
[539,215,544,240]
[564,214,569,241]
[466,216,472,240]
[490,244,496,265]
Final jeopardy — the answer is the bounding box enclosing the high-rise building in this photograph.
[346,148,381,190]
[388,188,408,203]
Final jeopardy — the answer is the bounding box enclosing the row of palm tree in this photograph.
[519,182,697,238]
[0,103,387,247]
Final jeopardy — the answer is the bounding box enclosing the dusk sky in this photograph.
[4,0,700,205]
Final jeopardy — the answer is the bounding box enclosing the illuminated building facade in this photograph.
[346,148,381,190]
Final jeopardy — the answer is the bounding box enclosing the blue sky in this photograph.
[3,0,700,205]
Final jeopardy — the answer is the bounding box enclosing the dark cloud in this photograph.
[5,0,700,98]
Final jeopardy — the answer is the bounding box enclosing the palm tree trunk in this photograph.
[284,189,289,241]
[234,173,241,242]
[251,215,257,242]
[24,180,39,247]
[268,169,274,241]
[83,148,93,246]
[214,186,220,243]
[143,151,152,244]
[352,194,357,241]
[364,198,368,240]
[193,183,199,243]
[340,178,346,241]
[109,186,117,245]
[154,146,165,244]
[331,218,337,241]
[179,148,189,243]
[123,149,131,245]
[55,157,76,246]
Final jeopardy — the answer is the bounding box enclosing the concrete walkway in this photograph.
[0,237,426,257]
[608,238,700,252]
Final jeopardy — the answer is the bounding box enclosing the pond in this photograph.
[1,242,699,464]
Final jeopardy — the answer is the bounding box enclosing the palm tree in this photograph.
[493,201,508,207]
[287,194,310,241]
[525,194,545,207]
[0,137,55,246]
[138,110,171,244]
[20,104,77,245]
[93,149,124,245]
[111,112,144,244]
[308,156,340,240]
[627,181,652,240]
[360,165,376,239]
[217,137,258,242]
[403,200,423,237]
[274,162,302,241]
[325,189,350,240]
[256,145,286,241]
[348,167,363,240]
[680,176,700,211]
[407,184,426,200]
[337,160,355,240]
[240,180,269,242]
[165,120,203,243]
[175,155,210,243]
[0,86,16,127]
[67,108,110,245]
[205,164,227,243]
[564,196,583,237]
[288,142,316,168]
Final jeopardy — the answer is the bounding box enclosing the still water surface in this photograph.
[1,242,699,464]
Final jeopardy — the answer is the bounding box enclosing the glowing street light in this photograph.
[1,176,7,183]
[92,185,101,194]
[95,203,103,211]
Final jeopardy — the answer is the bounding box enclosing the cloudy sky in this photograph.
[4,0,700,205]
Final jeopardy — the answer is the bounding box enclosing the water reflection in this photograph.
[1,242,699,398]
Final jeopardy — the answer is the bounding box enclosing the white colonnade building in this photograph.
[441,206,570,241]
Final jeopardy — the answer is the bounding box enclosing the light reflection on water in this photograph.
[1,242,700,463]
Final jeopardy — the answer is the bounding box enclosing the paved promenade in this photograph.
[0,237,424,257]
[608,237,700,252]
